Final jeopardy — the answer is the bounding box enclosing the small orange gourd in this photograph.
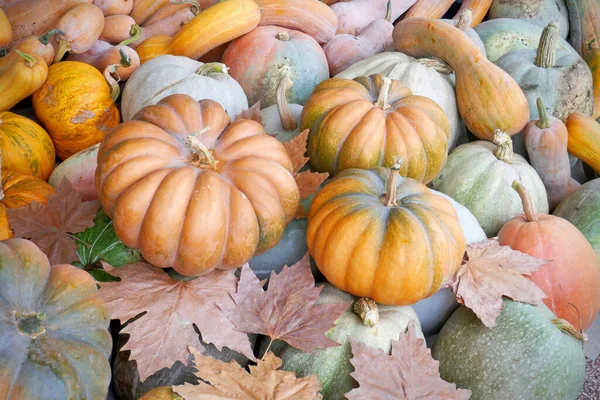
[67,41,140,80]
[54,3,106,63]
[99,14,137,43]
[129,0,170,25]
[0,51,48,112]
[3,29,63,68]
[403,0,454,20]
[93,0,134,15]
[566,112,600,174]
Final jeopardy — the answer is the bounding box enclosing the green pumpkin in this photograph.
[431,131,548,237]
[496,22,593,123]
[260,283,421,398]
[554,178,600,259]
[488,0,569,39]
[432,299,586,400]
[474,18,578,63]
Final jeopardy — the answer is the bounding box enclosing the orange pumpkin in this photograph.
[301,74,449,183]
[307,162,466,305]
[0,112,55,180]
[0,51,48,112]
[498,181,600,332]
[32,61,120,160]
[96,94,300,276]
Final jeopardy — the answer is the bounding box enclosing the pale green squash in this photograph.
[260,77,303,142]
[432,299,586,400]
[488,0,569,39]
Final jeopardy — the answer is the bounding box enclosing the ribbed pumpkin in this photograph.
[32,61,120,160]
[307,163,466,306]
[0,238,112,399]
[221,26,329,108]
[432,131,549,237]
[0,112,55,180]
[96,94,299,277]
[498,181,600,331]
[301,74,450,183]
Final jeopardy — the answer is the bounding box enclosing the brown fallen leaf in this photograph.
[444,238,548,328]
[173,347,323,399]
[346,321,471,400]
[295,170,328,200]
[234,102,262,124]
[6,178,99,264]
[283,129,309,174]
[98,262,255,381]
[225,253,351,352]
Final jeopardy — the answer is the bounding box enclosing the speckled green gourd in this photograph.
[554,178,600,259]
[432,299,586,400]
[431,130,548,237]
[260,283,421,398]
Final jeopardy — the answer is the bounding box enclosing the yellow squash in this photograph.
[0,51,48,112]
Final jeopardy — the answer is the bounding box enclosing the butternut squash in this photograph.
[0,51,47,112]
[403,0,454,20]
[54,3,105,63]
[452,0,493,27]
[566,112,600,174]
[166,0,260,59]
[0,29,62,73]
[331,0,415,37]
[0,8,13,56]
[135,35,172,64]
[67,41,139,80]
[257,0,339,44]
[143,0,201,26]
[131,6,197,48]
[393,17,530,140]
[129,0,170,25]
[99,14,137,43]
[93,0,133,15]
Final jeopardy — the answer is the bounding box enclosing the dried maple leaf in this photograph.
[444,238,548,328]
[295,170,328,200]
[225,253,351,352]
[283,129,310,174]
[346,321,471,400]
[6,178,99,264]
[98,262,255,381]
[234,102,262,124]
[173,347,323,399]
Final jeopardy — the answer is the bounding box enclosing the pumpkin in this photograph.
[0,238,112,399]
[432,130,549,237]
[139,387,183,400]
[135,35,171,65]
[393,17,530,141]
[121,55,248,121]
[129,0,169,25]
[32,61,120,160]
[67,41,140,81]
[0,51,47,113]
[93,0,134,16]
[307,162,466,306]
[474,18,579,63]
[331,0,415,37]
[496,22,593,123]
[221,26,329,108]
[323,1,393,77]
[260,77,303,142]
[488,0,569,39]
[2,30,62,69]
[302,74,450,183]
[54,3,105,63]
[335,52,465,150]
[99,14,137,43]
[262,284,422,398]
[0,168,55,240]
[566,112,600,174]
[166,0,260,60]
[0,7,13,56]
[432,300,586,400]
[525,98,579,210]
[451,0,493,27]
[96,94,299,276]
[554,178,600,259]
[498,180,600,331]
[257,0,338,44]
[0,112,55,180]
[49,143,99,201]
[402,0,454,20]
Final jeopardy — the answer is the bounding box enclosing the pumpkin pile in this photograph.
[0,0,599,399]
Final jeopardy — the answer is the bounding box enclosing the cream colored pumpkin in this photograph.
[121,55,248,121]
[335,52,466,149]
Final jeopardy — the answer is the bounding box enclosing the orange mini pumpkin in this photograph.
[96,94,300,276]
[307,162,466,305]
[301,74,450,183]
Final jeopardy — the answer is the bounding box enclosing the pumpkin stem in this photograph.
[119,24,142,47]
[492,130,514,164]
[551,318,587,343]
[536,98,550,129]
[38,29,64,45]
[276,31,290,41]
[455,8,473,32]
[53,38,71,64]
[119,48,132,68]
[375,76,392,110]
[196,62,228,76]
[186,127,217,166]
[104,64,122,101]
[353,298,379,328]
[15,50,38,67]
[384,0,392,22]
[276,77,297,131]
[382,157,403,207]
[535,22,560,68]
[417,57,452,75]
[0,48,6,57]
[15,312,46,338]
[511,180,539,222]
[170,0,201,15]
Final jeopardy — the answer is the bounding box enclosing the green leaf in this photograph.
[89,268,121,283]
[73,209,143,269]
